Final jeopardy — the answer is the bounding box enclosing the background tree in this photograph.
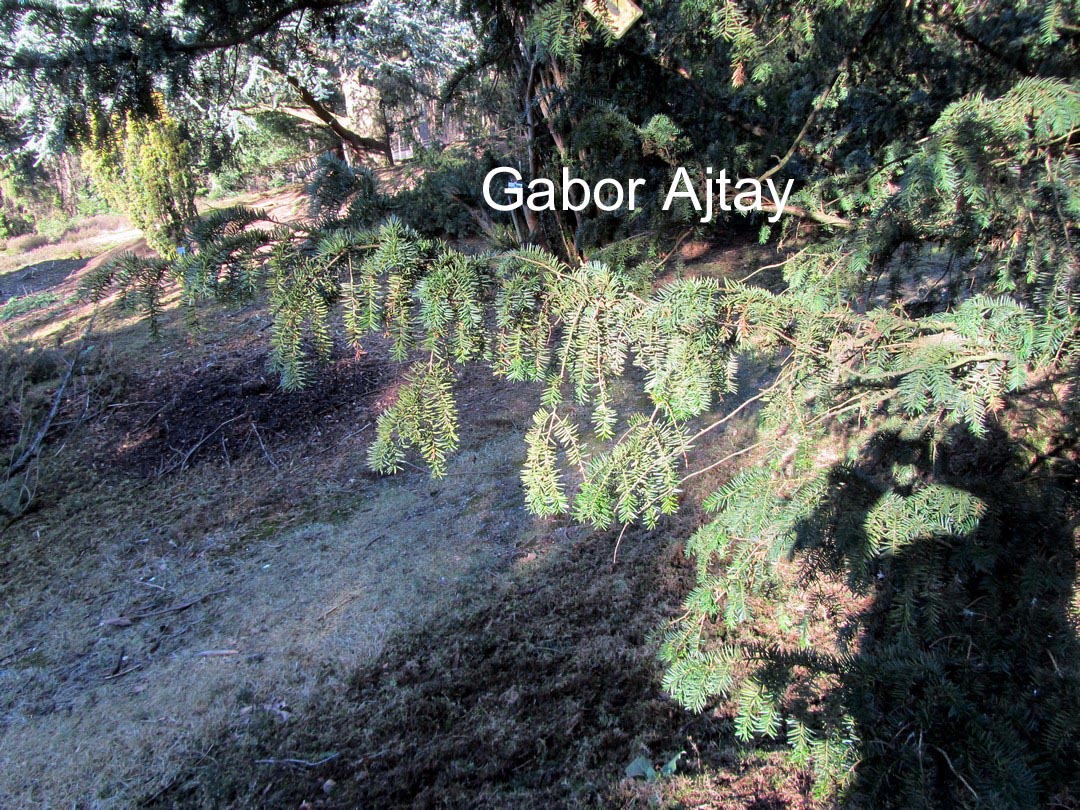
[0,0,474,166]
[82,103,198,258]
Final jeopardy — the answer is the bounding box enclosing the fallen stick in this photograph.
[134,398,175,431]
[100,588,227,627]
[250,420,278,468]
[6,330,86,479]
[318,592,363,621]
[193,649,240,657]
[104,663,143,680]
[305,421,373,459]
[176,414,245,471]
[255,753,340,768]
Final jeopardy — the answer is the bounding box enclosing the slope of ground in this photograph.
[146,516,809,809]
[0,194,809,808]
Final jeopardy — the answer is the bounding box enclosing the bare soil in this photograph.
[99,349,394,476]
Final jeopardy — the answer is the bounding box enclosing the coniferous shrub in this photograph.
[81,103,198,259]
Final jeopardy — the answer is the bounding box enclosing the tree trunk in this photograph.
[342,74,393,167]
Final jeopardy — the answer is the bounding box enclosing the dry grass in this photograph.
[0,431,540,807]
[4,234,49,254]
[0,215,139,277]
[0,226,559,806]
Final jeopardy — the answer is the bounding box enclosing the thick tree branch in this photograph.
[257,52,392,162]
[759,0,898,182]
[171,0,363,54]
[617,45,842,174]
[1,0,363,74]
[926,1,1038,77]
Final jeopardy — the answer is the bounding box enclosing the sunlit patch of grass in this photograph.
[0,291,63,321]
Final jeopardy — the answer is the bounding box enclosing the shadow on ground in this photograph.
[0,258,89,299]
[103,348,394,476]
[143,520,804,808]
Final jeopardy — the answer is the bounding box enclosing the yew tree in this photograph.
[12,0,1080,805]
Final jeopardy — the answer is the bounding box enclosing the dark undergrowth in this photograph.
[103,348,392,476]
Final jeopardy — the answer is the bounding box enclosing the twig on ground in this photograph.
[250,420,278,468]
[134,398,175,431]
[362,533,383,551]
[7,319,94,478]
[318,592,363,621]
[104,663,143,680]
[99,588,227,627]
[174,415,245,472]
[305,421,373,459]
[255,753,340,768]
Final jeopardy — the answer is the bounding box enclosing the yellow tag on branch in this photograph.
[584,0,643,39]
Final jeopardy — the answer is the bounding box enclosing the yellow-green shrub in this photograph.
[82,103,197,259]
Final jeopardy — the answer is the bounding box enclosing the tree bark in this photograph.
[342,74,394,167]
[260,52,392,164]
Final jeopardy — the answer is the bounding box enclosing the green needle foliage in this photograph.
[81,105,197,259]
[369,360,461,477]
[71,0,1079,805]
[80,252,174,338]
